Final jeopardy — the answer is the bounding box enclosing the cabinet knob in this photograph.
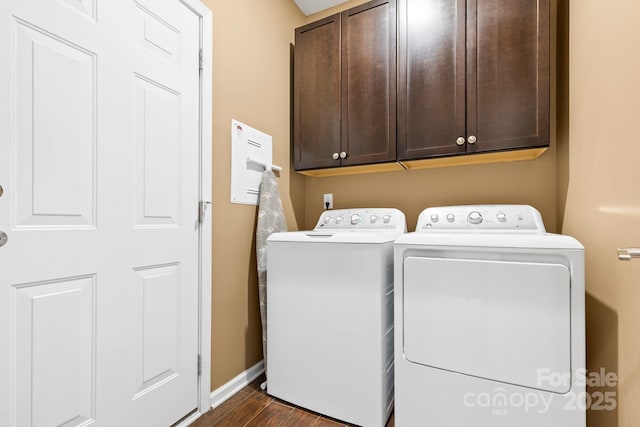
[456,137,465,146]
[332,152,340,160]
[468,135,477,144]
[339,152,347,159]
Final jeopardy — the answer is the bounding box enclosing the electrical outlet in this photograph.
[323,193,333,210]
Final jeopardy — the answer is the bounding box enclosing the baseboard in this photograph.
[175,411,202,427]
[210,360,265,409]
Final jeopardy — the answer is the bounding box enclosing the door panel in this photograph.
[0,0,201,425]
[341,0,396,166]
[59,0,95,19]
[132,264,180,399]
[293,15,341,170]
[135,2,181,65]
[467,0,550,153]
[14,21,96,228]
[397,0,466,159]
[13,276,96,427]
[134,75,181,227]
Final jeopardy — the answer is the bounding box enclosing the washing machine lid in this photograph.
[268,230,402,244]
[402,256,572,394]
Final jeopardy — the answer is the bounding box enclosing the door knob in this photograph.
[0,231,7,247]
[332,152,339,160]
[468,135,477,144]
[339,152,347,159]
[456,137,465,146]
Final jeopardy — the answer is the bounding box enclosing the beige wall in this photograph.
[561,0,640,425]
[305,155,557,232]
[203,0,306,389]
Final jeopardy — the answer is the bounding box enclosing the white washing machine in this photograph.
[267,208,406,427]
[394,205,585,427]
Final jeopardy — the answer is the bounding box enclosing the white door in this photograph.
[0,0,202,425]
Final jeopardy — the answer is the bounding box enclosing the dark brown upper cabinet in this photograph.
[293,14,341,170]
[294,0,396,171]
[397,0,550,160]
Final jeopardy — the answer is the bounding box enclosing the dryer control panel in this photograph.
[315,208,407,232]
[416,205,546,232]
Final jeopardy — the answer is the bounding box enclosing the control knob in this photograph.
[324,216,332,224]
[336,216,344,224]
[446,213,455,223]
[467,211,483,225]
[496,212,507,223]
[370,215,378,224]
[430,214,439,223]
[383,215,391,224]
[351,214,362,225]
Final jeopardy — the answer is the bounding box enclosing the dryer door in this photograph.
[403,257,571,393]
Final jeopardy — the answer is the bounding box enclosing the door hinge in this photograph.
[197,354,202,376]
[198,48,203,71]
[198,200,211,224]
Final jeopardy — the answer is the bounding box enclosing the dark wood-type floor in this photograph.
[191,375,394,427]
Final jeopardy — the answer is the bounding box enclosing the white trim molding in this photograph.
[174,411,202,427]
[210,360,265,409]
[178,0,213,415]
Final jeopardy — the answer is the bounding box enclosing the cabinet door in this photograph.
[341,0,396,166]
[397,0,466,160]
[294,15,341,170]
[467,0,550,153]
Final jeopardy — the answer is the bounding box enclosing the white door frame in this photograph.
[179,0,213,415]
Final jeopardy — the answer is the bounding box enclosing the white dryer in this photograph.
[394,205,585,427]
[267,208,406,427]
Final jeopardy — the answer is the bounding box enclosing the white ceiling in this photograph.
[294,0,351,16]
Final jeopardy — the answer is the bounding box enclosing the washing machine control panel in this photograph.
[417,205,546,232]
[315,208,406,232]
